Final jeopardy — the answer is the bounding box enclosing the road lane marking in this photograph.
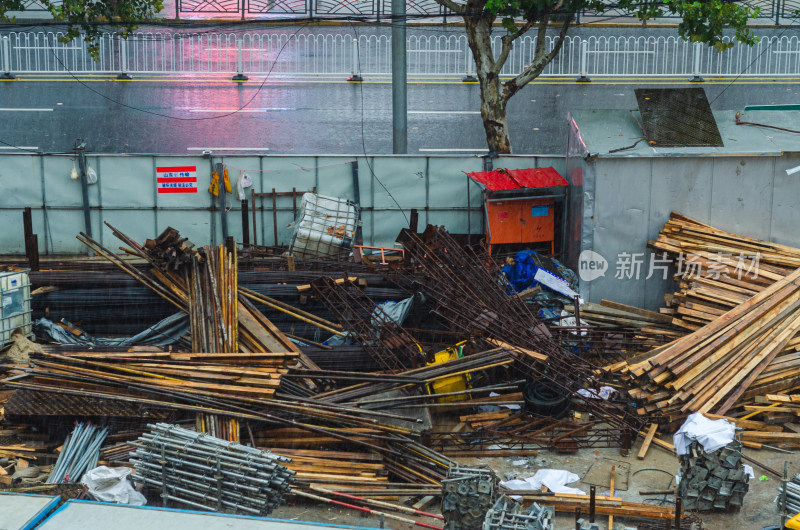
[0,108,53,112]
[0,146,39,150]
[408,111,480,115]
[419,148,489,152]
[187,147,269,151]
[187,108,296,112]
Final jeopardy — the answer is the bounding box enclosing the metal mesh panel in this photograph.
[635,87,723,147]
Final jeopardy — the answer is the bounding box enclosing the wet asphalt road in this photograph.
[1,74,797,155]
[1,23,798,155]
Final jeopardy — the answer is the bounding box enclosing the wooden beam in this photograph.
[637,423,658,460]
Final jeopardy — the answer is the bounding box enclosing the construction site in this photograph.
[3,92,800,530]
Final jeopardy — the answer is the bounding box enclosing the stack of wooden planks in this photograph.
[565,300,683,352]
[509,492,679,521]
[568,301,675,331]
[649,213,800,330]
[23,350,296,400]
[623,263,800,420]
[600,214,800,423]
[269,448,390,490]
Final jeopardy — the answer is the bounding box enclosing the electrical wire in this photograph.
[708,11,799,105]
[350,21,409,225]
[0,137,42,153]
[41,20,312,121]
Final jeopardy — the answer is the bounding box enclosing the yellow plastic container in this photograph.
[427,343,471,403]
[787,512,800,530]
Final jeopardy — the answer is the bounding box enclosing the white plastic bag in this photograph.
[81,466,146,505]
[673,412,735,456]
[501,469,586,500]
[86,166,98,185]
[236,171,253,201]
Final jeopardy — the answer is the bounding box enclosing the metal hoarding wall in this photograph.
[580,153,800,310]
[0,153,557,255]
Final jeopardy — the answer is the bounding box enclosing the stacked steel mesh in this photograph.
[483,495,554,530]
[442,466,499,530]
[677,439,749,511]
[130,423,294,515]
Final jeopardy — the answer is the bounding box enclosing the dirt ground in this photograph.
[270,444,792,530]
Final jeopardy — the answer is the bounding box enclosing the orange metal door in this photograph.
[519,198,555,243]
[487,198,555,245]
[486,200,522,244]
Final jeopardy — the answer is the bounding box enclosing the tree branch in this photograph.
[492,19,536,75]
[502,10,573,103]
[432,0,465,15]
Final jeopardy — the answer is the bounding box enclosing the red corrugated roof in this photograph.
[465,167,568,191]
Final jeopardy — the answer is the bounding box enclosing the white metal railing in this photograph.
[3,31,800,79]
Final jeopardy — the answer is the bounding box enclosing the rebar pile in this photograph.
[130,423,295,516]
[311,276,424,373]
[189,245,238,353]
[402,226,641,432]
[47,422,108,483]
[77,223,307,360]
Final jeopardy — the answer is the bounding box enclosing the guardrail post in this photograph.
[347,38,363,82]
[117,38,132,80]
[232,38,248,81]
[688,42,703,82]
[575,40,590,82]
[462,50,477,82]
[1,36,15,80]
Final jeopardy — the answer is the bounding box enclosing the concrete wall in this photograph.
[579,153,800,310]
[0,153,565,255]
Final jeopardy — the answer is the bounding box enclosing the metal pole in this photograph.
[576,40,590,82]
[76,141,92,242]
[689,43,703,82]
[391,0,407,154]
[233,37,248,81]
[348,38,363,82]
[241,199,250,246]
[216,163,227,241]
[117,37,132,80]
[352,160,363,245]
[781,460,789,528]
[1,36,14,79]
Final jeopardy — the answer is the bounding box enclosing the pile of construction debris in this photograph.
[5,212,800,529]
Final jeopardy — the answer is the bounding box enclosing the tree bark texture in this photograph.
[464,13,513,154]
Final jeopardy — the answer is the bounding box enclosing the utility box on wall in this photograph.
[485,197,557,252]
[0,269,32,347]
[466,167,568,256]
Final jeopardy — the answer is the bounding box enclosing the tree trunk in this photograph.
[478,80,511,154]
[464,13,513,154]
